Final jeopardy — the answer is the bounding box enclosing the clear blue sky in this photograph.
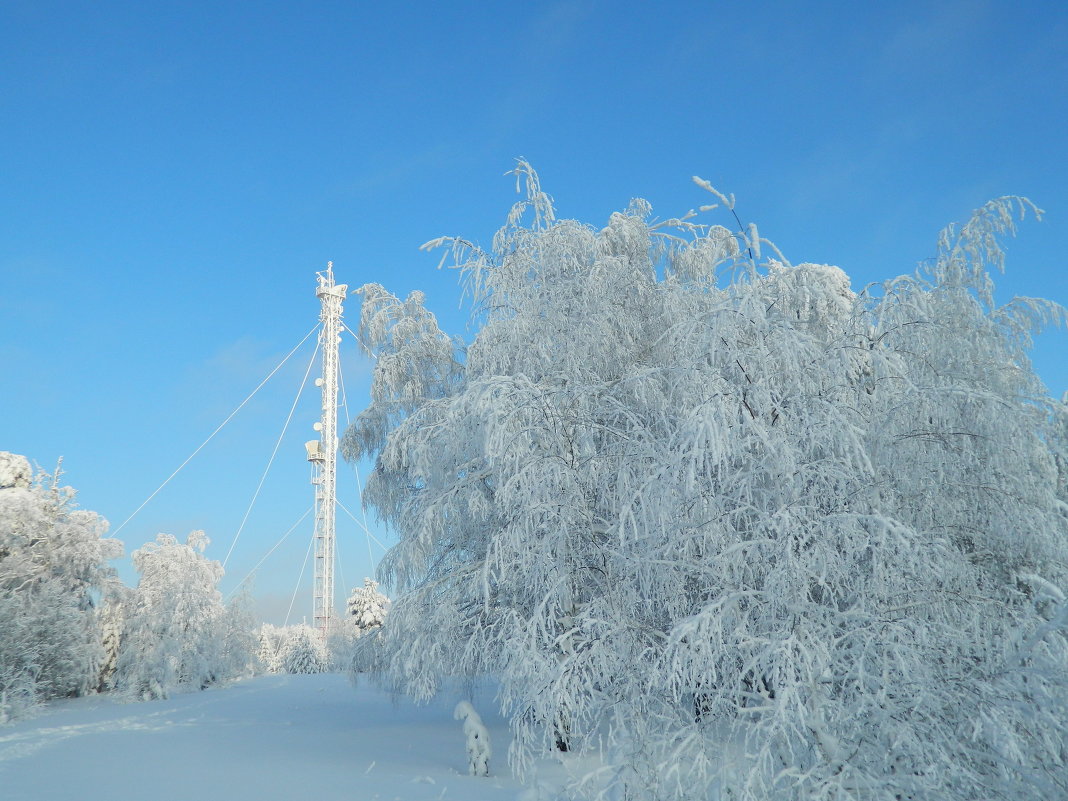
[2,0,1065,624]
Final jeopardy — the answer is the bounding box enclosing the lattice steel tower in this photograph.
[306,262,347,641]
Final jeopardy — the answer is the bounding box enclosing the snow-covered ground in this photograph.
[0,674,562,801]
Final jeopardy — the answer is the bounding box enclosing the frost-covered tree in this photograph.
[257,623,328,674]
[257,623,288,674]
[114,531,254,699]
[0,583,94,721]
[344,164,1068,801]
[1052,392,1068,503]
[0,453,121,720]
[346,577,389,635]
[279,624,327,674]
[0,453,120,610]
[0,452,31,491]
[95,587,129,692]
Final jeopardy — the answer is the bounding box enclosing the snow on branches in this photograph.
[0,454,121,720]
[114,531,256,699]
[257,624,329,674]
[1,456,258,717]
[346,577,390,635]
[344,165,1068,801]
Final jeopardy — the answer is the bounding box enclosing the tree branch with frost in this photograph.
[345,165,1068,801]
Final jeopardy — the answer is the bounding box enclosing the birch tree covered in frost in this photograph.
[0,453,122,720]
[344,163,1068,801]
[114,531,256,699]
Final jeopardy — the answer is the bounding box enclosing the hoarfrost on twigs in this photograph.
[344,163,1068,801]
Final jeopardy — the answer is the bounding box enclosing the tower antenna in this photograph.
[306,261,346,645]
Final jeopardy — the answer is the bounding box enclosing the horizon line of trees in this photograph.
[0,449,388,720]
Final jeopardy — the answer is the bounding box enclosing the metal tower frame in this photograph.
[306,261,346,641]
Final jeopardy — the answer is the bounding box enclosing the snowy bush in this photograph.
[0,455,121,720]
[454,700,491,776]
[114,531,255,699]
[344,165,1068,801]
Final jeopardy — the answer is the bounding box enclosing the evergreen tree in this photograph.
[346,577,389,635]
[279,624,327,674]
[257,623,287,674]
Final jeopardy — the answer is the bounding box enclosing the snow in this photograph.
[453,700,491,776]
[0,674,536,801]
[0,452,31,490]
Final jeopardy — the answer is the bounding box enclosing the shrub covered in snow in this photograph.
[344,165,1068,801]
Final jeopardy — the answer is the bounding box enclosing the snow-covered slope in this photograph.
[0,674,529,801]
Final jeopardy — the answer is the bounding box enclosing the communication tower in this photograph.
[306,262,346,642]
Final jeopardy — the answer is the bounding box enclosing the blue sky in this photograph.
[2,0,1065,624]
